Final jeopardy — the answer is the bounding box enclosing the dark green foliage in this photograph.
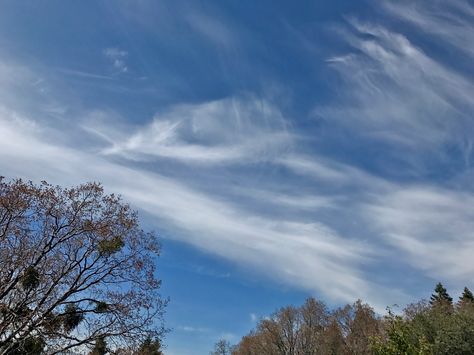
[137,337,163,355]
[371,309,433,355]
[97,236,125,255]
[62,304,84,332]
[459,287,474,304]
[430,282,453,306]
[95,301,108,313]
[372,285,474,355]
[5,336,45,355]
[90,337,107,355]
[21,266,40,290]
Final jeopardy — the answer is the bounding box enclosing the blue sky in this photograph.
[0,1,473,353]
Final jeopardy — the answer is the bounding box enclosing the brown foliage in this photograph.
[232,298,381,355]
[0,178,166,354]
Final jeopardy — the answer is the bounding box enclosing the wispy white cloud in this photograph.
[103,47,128,73]
[0,39,470,311]
[190,264,231,279]
[186,13,235,49]
[0,93,378,307]
[88,97,292,165]
[382,0,474,58]
[55,67,115,80]
[277,154,390,190]
[249,313,257,322]
[177,325,210,333]
[233,187,338,212]
[363,186,474,282]
[317,16,474,171]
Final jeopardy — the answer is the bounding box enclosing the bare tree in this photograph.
[210,339,233,355]
[232,331,265,355]
[231,298,381,355]
[0,178,167,354]
[345,300,381,354]
[258,306,301,355]
[298,298,329,354]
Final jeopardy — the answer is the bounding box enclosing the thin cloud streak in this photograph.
[91,97,293,165]
[382,0,474,58]
[318,17,474,169]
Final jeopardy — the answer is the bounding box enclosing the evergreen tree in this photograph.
[459,287,474,305]
[430,282,453,306]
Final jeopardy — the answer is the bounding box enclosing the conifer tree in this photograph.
[459,287,474,305]
[430,282,453,306]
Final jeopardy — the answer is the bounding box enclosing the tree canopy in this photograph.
[0,178,166,354]
[224,283,474,355]
[430,282,453,306]
[229,298,382,355]
[459,287,474,305]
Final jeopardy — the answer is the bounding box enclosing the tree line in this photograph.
[212,283,474,355]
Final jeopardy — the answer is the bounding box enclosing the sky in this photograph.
[0,0,473,353]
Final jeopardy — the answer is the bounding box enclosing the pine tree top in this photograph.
[430,282,453,305]
[459,287,474,303]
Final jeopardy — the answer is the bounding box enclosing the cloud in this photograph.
[177,325,210,333]
[0,97,379,307]
[186,13,235,49]
[233,187,338,212]
[190,265,231,279]
[88,97,292,165]
[382,0,474,58]
[316,16,474,171]
[277,154,390,190]
[55,68,114,81]
[103,47,128,73]
[305,4,474,290]
[0,39,469,311]
[363,186,474,282]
